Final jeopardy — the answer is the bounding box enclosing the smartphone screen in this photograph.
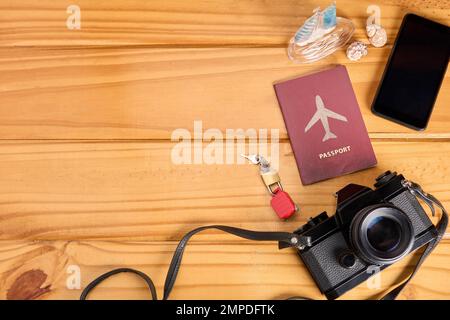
[371,14,449,130]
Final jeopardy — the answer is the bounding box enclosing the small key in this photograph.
[240,154,261,165]
[242,154,278,189]
[259,159,271,173]
[241,154,271,171]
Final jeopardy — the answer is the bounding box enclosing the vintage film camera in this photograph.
[81,171,446,300]
[294,171,440,299]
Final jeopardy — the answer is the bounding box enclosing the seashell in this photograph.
[369,26,387,47]
[294,2,337,47]
[294,9,320,44]
[366,24,379,38]
[346,41,368,61]
[322,3,337,29]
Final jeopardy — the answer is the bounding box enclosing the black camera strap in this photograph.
[380,181,448,300]
[80,226,311,300]
[80,181,447,301]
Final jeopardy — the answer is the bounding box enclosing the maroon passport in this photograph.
[274,65,377,185]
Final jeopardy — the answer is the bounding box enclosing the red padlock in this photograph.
[270,187,298,219]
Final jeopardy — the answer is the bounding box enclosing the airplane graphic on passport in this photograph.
[305,95,348,142]
[274,65,377,184]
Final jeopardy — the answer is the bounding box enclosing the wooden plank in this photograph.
[1,0,448,303]
[1,240,449,300]
[0,47,449,139]
[0,140,448,241]
[0,0,448,47]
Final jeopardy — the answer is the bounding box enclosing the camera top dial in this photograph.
[374,171,398,189]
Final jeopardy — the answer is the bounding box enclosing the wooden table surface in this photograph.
[0,0,449,300]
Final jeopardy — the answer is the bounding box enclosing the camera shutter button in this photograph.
[339,252,357,269]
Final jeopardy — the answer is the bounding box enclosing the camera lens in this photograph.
[350,205,414,265]
[367,216,402,252]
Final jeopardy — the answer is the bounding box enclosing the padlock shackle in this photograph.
[266,182,283,195]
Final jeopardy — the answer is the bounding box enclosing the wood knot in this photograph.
[7,269,51,300]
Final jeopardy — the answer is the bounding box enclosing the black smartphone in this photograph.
[371,14,449,130]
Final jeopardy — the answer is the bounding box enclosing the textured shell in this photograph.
[369,27,387,47]
[366,24,379,38]
[322,3,337,29]
[346,41,368,61]
[294,12,319,43]
[294,2,337,44]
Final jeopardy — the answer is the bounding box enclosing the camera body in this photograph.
[295,171,438,300]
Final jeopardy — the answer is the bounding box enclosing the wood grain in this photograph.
[1,240,449,300]
[0,47,449,139]
[0,140,448,241]
[0,0,449,300]
[0,0,448,47]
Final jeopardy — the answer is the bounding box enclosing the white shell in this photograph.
[346,41,368,61]
[369,26,387,47]
[366,24,379,38]
[294,3,337,47]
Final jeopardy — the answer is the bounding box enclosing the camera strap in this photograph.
[80,226,311,300]
[380,180,448,300]
[80,180,447,301]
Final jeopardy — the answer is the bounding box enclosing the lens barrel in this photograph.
[350,205,414,265]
